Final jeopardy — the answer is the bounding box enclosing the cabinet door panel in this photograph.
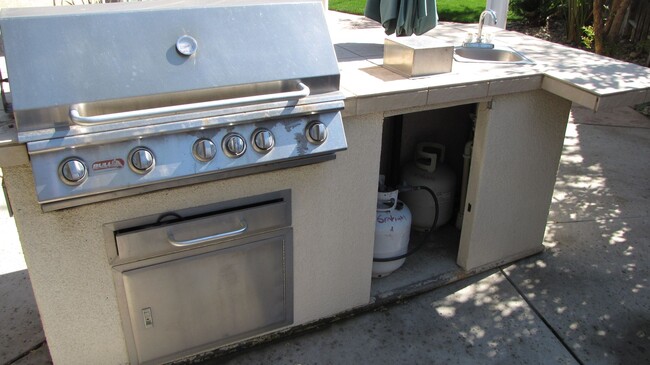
[458,92,570,269]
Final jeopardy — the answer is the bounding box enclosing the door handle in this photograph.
[167,220,248,247]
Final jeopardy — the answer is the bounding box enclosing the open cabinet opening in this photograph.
[371,103,477,298]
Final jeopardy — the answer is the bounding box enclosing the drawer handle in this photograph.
[167,221,248,247]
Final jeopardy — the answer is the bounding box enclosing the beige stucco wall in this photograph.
[3,113,383,364]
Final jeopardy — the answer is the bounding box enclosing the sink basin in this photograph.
[454,46,534,64]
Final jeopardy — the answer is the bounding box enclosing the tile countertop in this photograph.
[329,14,650,117]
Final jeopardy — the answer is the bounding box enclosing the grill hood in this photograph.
[0,0,340,135]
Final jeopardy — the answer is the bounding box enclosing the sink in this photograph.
[453,46,534,64]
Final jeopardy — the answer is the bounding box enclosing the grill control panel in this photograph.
[30,111,346,206]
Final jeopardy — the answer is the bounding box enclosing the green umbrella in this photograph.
[365,0,439,36]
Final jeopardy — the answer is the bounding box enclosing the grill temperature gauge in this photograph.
[176,35,198,56]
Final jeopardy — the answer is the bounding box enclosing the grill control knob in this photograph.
[306,121,328,144]
[252,129,275,152]
[193,138,217,162]
[59,158,87,185]
[129,147,155,173]
[223,133,246,158]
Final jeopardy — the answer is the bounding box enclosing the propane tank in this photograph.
[400,143,456,231]
[372,187,412,278]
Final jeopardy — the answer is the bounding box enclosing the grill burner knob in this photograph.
[253,129,275,152]
[129,147,155,173]
[306,121,328,144]
[223,133,246,158]
[59,158,87,185]
[193,138,217,162]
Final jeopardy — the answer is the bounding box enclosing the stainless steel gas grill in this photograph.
[0,0,346,211]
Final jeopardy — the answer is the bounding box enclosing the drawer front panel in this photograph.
[120,233,291,364]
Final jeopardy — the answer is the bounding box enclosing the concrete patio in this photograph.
[1,103,648,364]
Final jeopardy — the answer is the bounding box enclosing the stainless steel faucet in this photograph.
[477,9,498,43]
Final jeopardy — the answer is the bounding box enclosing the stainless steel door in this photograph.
[120,233,291,364]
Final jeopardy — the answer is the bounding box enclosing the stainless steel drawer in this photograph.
[114,198,290,264]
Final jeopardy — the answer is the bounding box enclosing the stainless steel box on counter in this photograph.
[383,36,453,77]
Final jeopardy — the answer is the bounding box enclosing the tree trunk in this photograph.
[567,0,577,43]
[606,0,632,42]
[604,0,620,35]
[593,0,605,54]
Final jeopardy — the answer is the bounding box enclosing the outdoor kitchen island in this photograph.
[1,8,650,365]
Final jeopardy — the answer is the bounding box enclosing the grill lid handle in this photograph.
[69,82,310,126]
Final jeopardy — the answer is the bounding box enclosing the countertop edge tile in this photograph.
[427,82,489,106]
[541,76,598,110]
[356,90,429,115]
[595,89,649,111]
[341,97,358,118]
[488,75,544,97]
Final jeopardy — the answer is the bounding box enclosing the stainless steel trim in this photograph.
[168,221,248,247]
[69,82,310,126]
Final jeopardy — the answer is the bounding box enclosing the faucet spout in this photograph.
[477,9,497,43]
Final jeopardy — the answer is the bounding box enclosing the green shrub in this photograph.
[581,25,595,49]
[509,0,561,25]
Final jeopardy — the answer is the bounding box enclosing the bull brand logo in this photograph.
[92,158,125,171]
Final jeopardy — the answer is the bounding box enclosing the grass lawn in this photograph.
[329,0,521,23]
